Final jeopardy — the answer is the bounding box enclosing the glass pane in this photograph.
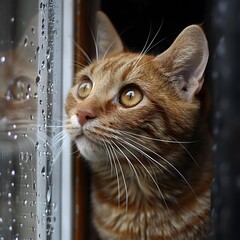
[0,0,65,239]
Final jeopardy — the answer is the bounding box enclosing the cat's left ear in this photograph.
[95,11,124,59]
[154,25,209,102]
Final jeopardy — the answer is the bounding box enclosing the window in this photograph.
[0,0,73,239]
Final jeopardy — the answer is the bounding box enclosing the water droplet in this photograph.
[24,37,28,47]
[8,131,12,136]
[19,152,24,160]
[0,217,3,223]
[11,170,15,176]
[35,142,39,150]
[47,62,52,74]
[41,61,45,69]
[13,124,16,129]
[31,27,35,34]
[9,225,13,231]
[34,93,38,98]
[33,181,36,191]
[30,115,34,120]
[13,134,18,140]
[36,46,40,54]
[10,17,15,22]
[46,49,50,59]
[23,173,27,179]
[41,166,46,177]
[47,187,51,203]
[8,193,12,198]
[27,84,31,92]
[0,56,6,63]
[36,75,41,85]
[23,200,28,206]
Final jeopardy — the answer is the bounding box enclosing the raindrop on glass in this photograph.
[47,62,52,74]
[35,142,39,151]
[41,61,45,69]
[46,49,50,59]
[47,187,51,203]
[31,27,35,34]
[0,56,6,63]
[41,166,46,177]
[36,75,41,85]
[27,84,31,92]
[33,181,36,191]
[11,170,15,176]
[23,37,28,47]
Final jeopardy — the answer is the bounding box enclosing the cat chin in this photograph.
[75,136,106,162]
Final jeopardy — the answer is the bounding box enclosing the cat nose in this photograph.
[77,109,96,126]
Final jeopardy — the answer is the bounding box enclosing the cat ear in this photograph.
[95,11,124,59]
[154,25,209,102]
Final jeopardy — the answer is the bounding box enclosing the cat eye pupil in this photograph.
[126,90,134,100]
[77,78,93,99]
[120,85,143,108]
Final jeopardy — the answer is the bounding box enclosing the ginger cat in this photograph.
[66,12,212,240]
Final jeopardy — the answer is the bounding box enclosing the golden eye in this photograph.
[77,78,93,99]
[10,76,31,100]
[120,85,143,108]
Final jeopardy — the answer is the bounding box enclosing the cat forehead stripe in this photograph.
[90,54,146,82]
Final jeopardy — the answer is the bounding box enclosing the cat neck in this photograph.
[89,147,212,210]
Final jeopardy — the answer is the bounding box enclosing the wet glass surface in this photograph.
[0,0,63,239]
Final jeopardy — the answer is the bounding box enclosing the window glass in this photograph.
[0,0,68,239]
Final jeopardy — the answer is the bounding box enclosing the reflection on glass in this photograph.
[0,0,63,239]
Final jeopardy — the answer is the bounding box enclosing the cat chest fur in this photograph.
[90,161,211,240]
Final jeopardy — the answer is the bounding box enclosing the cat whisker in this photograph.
[110,140,129,211]
[120,130,199,168]
[104,139,125,210]
[113,138,170,214]
[102,138,115,176]
[131,20,164,72]
[121,134,196,198]
[74,41,92,65]
[119,129,198,144]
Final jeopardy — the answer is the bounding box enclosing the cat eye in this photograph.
[77,78,93,99]
[119,85,143,108]
[9,76,32,100]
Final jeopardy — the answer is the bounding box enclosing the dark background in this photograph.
[101,0,209,53]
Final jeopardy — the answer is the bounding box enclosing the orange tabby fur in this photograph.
[65,12,212,240]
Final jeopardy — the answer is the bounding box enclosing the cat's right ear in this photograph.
[95,11,124,59]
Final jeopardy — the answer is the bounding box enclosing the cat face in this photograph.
[0,15,38,149]
[65,12,209,165]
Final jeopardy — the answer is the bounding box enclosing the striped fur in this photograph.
[65,12,212,240]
